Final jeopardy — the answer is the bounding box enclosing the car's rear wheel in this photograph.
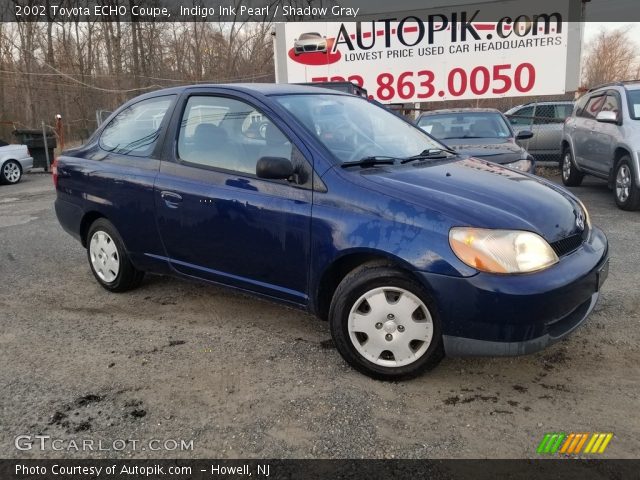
[561,149,583,187]
[86,218,144,292]
[329,263,444,380]
[614,157,640,211]
[1,160,22,185]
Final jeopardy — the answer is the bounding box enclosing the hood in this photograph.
[295,38,326,46]
[443,138,526,164]
[357,157,584,243]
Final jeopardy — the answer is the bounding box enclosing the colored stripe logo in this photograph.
[537,433,613,455]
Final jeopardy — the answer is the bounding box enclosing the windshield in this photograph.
[274,94,444,163]
[418,112,512,140]
[627,89,640,120]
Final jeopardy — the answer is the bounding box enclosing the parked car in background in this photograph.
[0,140,33,184]
[54,84,608,380]
[293,32,327,56]
[416,108,536,173]
[505,101,574,163]
[561,81,640,211]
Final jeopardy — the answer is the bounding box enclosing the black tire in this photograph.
[0,160,22,185]
[329,262,444,381]
[561,148,583,187]
[86,218,144,292]
[614,157,640,211]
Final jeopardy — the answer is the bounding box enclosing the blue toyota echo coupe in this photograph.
[54,84,609,379]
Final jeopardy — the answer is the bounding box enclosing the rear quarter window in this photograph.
[99,95,175,157]
[626,89,640,119]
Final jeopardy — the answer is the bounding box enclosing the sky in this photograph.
[583,22,639,44]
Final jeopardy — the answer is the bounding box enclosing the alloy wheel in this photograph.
[562,153,572,181]
[3,162,21,183]
[616,164,631,203]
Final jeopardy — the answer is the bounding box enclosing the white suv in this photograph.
[561,82,640,210]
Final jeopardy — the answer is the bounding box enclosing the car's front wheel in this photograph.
[86,218,144,292]
[561,148,583,187]
[614,157,640,211]
[0,160,22,185]
[329,263,444,380]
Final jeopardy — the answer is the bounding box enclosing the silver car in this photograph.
[506,101,574,163]
[0,141,33,185]
[416,108,536,173]
[561,81,640,211]
[293,32,327,56]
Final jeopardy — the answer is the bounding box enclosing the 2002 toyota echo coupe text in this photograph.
[54,84,609,380]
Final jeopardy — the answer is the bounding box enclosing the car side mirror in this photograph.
[596,110,618,124]
[256,156,294,180]
[516,130,534,140]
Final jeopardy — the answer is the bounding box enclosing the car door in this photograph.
[154,90,314,305]
[529,104,556,158]
[590,92,622,175]
[532,104,572,161]
[573,93,606,170]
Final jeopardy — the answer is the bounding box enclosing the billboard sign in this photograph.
[273,1,583,103]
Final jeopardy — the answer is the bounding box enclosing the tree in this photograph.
[581,26,639,88]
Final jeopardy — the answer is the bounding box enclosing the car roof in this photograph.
[419,108,502,117]
[588,80,640,93]
[511,101,573,106]
[135,83,350,100]
[127,83,350,103]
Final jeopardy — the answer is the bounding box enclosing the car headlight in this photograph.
[449,227,559,274]
[506,159,532,172]
[576,199,591,230]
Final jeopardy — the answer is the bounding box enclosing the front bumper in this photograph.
[417,226,609,356]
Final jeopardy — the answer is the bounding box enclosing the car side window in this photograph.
[177,96,293,176]
[574,95,589,117]
[600,95,620,116]
[509,106,533,125]
[580,95,605,120]
[100,95,174,157]
[533,104,555,125]
[555,104,573,120]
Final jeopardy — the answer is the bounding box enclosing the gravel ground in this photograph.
[1,172,638,459]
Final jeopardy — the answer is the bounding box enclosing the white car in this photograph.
[293,32,327,56]
[0,142,33,184]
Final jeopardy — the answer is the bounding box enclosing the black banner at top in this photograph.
[2,0,640,22]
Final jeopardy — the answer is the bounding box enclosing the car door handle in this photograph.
[160,191,182,208]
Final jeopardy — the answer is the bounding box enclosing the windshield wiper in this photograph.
[341,156,398,168]
[400,148,458,164]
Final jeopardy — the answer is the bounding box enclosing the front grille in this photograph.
[550,228,587,257]
[304,45,318,51]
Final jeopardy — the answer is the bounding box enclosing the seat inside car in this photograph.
[187,123,242,171]
[429,123,445,138]
[260,123,292,161]
[470,119,495,137]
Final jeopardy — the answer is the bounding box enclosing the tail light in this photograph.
[52,158,58,187]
